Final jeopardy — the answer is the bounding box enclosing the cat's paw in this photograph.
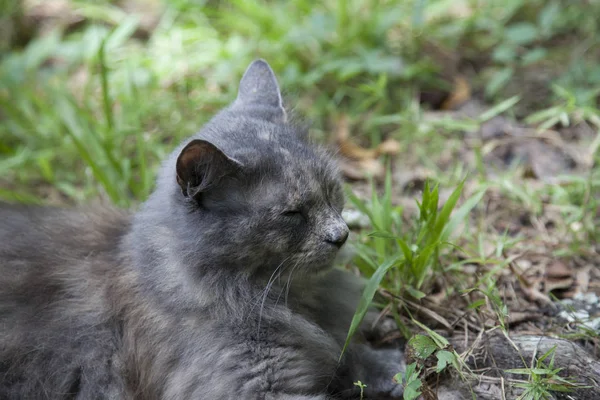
[353,346,405,399]
[361,366,404,399]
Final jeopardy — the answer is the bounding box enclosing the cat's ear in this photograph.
[235,59,286,120]
[176,139,241,199]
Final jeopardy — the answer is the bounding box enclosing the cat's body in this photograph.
[0,60,404,399]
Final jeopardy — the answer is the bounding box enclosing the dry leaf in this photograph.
[545,261,572,279]
[521,283,555,306]
[335,114,351,141]
[335,115,399,180]
[336,116,401,161]
[544,277,574,293]
[574,265,591,295]
[441,76,471,110]
[339,140,378,160]
[507,311,541,325]
[357,159,384,179]
[339,159,384,181]
[375,138,401,156]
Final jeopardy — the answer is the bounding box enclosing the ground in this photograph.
[1,1,599,399]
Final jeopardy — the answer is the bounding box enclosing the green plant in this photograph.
[507,346,581,400]
[396,362,422,400]
[526,84,600,131]
[396,322,468,400]
[353,380,367,400]
[342,175,486,354]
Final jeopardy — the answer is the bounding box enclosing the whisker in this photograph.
[284,253,308,308]
[274,256,302,307]
[254,255,294,338]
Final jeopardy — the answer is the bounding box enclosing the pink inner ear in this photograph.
[176,142,208,183]
[175,139,241,198]
[180,144,204,168]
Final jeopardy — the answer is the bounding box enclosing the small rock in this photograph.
[574,292,599,305]
[343,209,370,229]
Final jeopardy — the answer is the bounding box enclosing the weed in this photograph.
[395,362,422,400]
[352,380,367,400]
[507,346,582,400]
[342,173,484,355]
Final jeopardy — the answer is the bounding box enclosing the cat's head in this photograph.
[147,60,348,283]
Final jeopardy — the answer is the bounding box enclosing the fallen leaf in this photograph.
[544,277,574,294]
[375,138,401,156]
[335,115,400,180]
[336,117,401,161]
[338,159,384,181]
[441,76,471,110]
[574,265,592,295]
[357,159,384,179]
[545,261,572,279]
[521,284,555,306]
[507,311,541,325]
[339,140,378,161]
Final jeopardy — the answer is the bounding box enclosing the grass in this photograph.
[507,346,581,400]
[2,0,600,398]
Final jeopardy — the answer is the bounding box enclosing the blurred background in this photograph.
[2,0,599,208]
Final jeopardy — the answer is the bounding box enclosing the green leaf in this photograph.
[433,180,464,241]
[505,22,539,45]
[435,350,455,372]
[403,377,422,400]
[486,67,514,97]
[340,255,401,359]
[467,299,486,309]
[492,44,517,64]
[368,231,398,239]
[405,286,426,299]
[441,186,487,242]
[477,96,520,123]
[505,368,556,375]
[396,238,413,263]
[346,187,374,222]
[538,2,560,37]
[0,188,42,204]
[408,334,437,360]
[98,39,114,134]
[412,320,449,348]
[399,363,422,400]
[521,47,547,65]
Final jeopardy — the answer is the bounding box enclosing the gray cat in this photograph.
[0,60,404,399]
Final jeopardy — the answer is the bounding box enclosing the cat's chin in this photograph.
[302,249,341,274]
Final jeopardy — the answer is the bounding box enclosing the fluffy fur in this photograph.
[0,60,404,399]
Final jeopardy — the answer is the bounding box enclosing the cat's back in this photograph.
[0,203,132,399]
[0,202,130,259]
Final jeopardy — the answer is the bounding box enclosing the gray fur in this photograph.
[0,59,404,399]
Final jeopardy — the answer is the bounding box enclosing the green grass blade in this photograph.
[477,95,520,123]
[340,254,402,359]
[98,38,114,134]
[440,186,487,242]
[432,180,465,241]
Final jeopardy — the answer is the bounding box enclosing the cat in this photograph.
[0,59,404,399]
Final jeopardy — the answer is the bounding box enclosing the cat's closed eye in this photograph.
[281,209,306,221]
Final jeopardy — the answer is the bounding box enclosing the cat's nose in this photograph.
[325,223,349,248]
